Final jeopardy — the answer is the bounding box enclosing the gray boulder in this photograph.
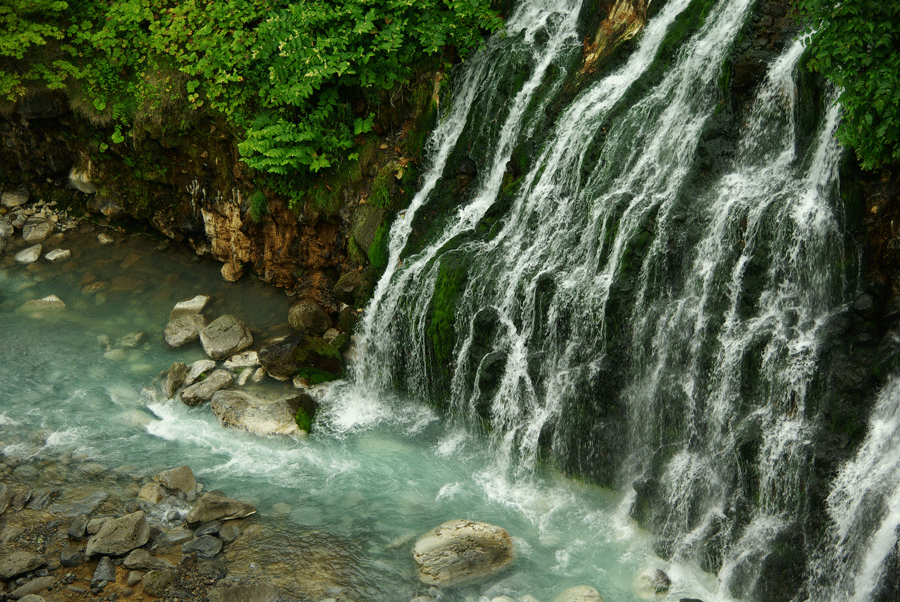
[180,369,233,406]
[0,551,46,579]
[84,511,151,557]
[185,492,256,525]
[210,390,305,437]
[0,219,15,240]
[164,313,207,348]
[45,248,71,262]
[165,362,189,397]
[10,576,54,599]
[142,569,176,597]
[200,315,253,360]
[91,556,117,587]
[123,548,174,571]
[22,217,55,244]
[182,535,223,558]
[185,359,217,386]
[171,295,210,318]
[412,520,514,587]
[154,465,197,495]
[288,299,332,335]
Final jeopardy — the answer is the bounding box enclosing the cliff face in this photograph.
[0,68,439,312]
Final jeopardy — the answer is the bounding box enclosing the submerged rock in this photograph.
[171,294,210,318]
[412,519,514,587]
[21,294,66,312]
[15,244,42,264]
[200,315,253,360]
[553,586,604,602]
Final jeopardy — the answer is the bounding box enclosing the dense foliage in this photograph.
[797,0,900,170]
[1,0,502,175]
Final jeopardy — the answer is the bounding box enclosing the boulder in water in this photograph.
[635,568,671,595]
[154,465,198,496]
[171,294,210,318]
[22,217,54,244]
[201,315,253,360]
[180,369,233,406]
[15,244,42,264]
[552,586,603,602]
[164,313,207,348]
[210,390,310,436]
[412,519,514,587]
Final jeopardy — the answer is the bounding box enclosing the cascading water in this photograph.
[341,0,900,599]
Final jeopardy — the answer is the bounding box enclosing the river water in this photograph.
[0,229,721,601]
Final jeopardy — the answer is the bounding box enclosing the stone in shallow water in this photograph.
[15,244,42,264]
[552,586,603,602]
[210,390,303,437]
[171,294,210,318]
[44,248,71,262]
[164,313,207,348]
[182,534,223,558]
[21,294,66,312]
[154,465,197,495]
[200,315,253,360]
[412,519,514,587]
[185,493,256,525]
[180,369,233,406]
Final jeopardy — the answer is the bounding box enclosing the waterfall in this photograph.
[338,0,900,599]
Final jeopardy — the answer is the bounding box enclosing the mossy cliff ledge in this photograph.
[0,73,443,312]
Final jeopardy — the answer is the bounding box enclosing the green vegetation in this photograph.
[294,406,313,432]
[1,0,502,179]
[797,0,900,169]
[426,257,468,367]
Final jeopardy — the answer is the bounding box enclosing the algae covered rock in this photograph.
[288,299,332,336]
[258,333,343,382]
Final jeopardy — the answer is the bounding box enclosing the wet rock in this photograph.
[44,248,71,262]
[185,493,256,525]
[164,313,208,348]
[10,576,54,599]
[85,511,151,557]
[0,483,12,514]
[68,168,98,194]
[218,522,241,543]
[412,519,514,587]
[26,488,60,509]
[1,189,29,208]
[155,465,198,496]
[20,295,65,312]
[185,359,217,386]
[288,299,332,336]
[180,370,233,406]
[141,569,176,597]
[171,295,211,318]
[68,513,90,539]
[0,219,14,240]
[121,331,148,348]
[98,232,115,245]
[60,546,83,568]
[22,217,55,244]
[195,521,222,537]
[86,517,108,535]
[208,583,283,602]
[123,549,174,571]
[210,390,305,437]
[138,483,166,504]
[553,586,604,602]
[127,570,143,587]
[165,362,190,397]
[0,551,46,579]
[15,244,42,264]
[635,568,671,595]
[200,315,253,360]
[91,556,117,587]
[183,535,224,558]
[197,559,227,580]
[333,270,371,306]
[223,350,259,370]
[258,333,342,381]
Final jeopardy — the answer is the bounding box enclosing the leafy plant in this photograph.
[797,0,900,169]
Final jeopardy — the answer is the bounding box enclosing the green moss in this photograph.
[368,218,392,272]
[294,407,313,432]
[426,257,469,368]
[249,190,268,223]
[295,367,342,384]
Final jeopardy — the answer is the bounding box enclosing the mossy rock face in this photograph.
[294,335,343,377]
[333,269,372,306]
[287,393,320,432]
[352,204,386,256]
